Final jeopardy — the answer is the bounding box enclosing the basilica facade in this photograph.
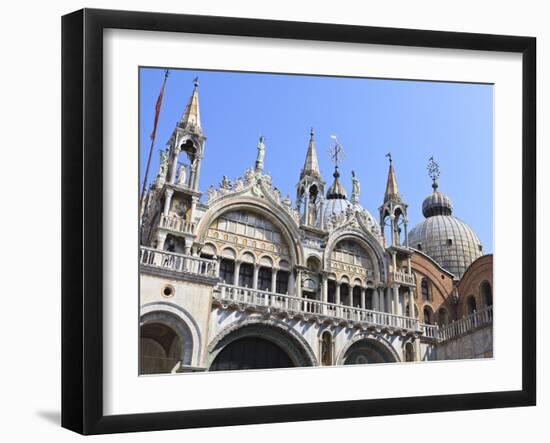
[139,80,493,374]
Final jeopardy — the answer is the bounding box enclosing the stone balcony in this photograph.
[139,246,218,282]
[160,214,196,235]
[390,270,416,286]
[213,283,420,334]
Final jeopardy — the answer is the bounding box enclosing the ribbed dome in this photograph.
[422,191,453,217]
[409,215,483,278]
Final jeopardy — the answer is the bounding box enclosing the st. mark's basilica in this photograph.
[139,79,494,374]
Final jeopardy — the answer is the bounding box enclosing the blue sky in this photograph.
[140,68,493,252]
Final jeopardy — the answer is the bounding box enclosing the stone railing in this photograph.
[214,283,420,332]
[438,306,493,341]
[420,323,439,340]
[160,214,195,234]
[390,270,416,286]
[420,306,493,342]
[140,246,217,278]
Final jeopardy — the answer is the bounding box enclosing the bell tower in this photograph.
[296,128,325,228]
[145,78,207,254]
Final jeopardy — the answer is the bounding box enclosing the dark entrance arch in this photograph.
[210,336,293,371]
[140,322,183,374]
[342,339,398,365]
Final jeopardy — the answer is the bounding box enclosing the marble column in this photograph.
[170,148,180,184]
[192,156,202,191]
[390,214,395,246]
[156,231,167,251]
[361,287,366,310]
[289,270,295,296]
[335,282,341,305]
[233,261,241,287]
[295,270,302,297]
[163,188,174,216]
[392,285,399,315]
[321,273,328,303]
[408,288,416,319]
[303,190,310,225]
[271,268,278,293]
[253,264,259,290]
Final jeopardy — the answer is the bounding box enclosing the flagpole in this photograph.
[139,69,169,217]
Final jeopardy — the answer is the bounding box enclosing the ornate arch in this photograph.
[324,229,387,283]
[335,332,401,365]
[195,196,304,266]
[206,317,318,368]
[140,302,202,366]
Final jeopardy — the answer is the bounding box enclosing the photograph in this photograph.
[138,67,494,374]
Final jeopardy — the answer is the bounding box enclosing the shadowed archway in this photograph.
[340,338,399,365]
[207,321,317,370]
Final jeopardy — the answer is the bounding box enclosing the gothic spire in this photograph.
[384,152,400,203]
[301,128,321,179]
[179,77,202,133]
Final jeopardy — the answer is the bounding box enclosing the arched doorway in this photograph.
[341,338,398,365]
[208,323,316,370]
[210,336,293,371]
[140,323,183,374]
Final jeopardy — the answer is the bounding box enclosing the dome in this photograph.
[422,191,453,217]
[322,166,378,230]
[324,197,353,218]
[409,215,483,278]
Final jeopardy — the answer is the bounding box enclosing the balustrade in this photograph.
[390,270,416,286]
[438,306,493,341]
[160,214,196,234]
[140,246,217,277]
[214,283,419,332]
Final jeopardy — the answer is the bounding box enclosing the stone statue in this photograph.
[159,150,168,178]
[244,167,255,184]
[255,135,266,172]
[283,194,291,208]
[351,170,360,203]
[207,185,216,202]
[234,177,244,191]
[177,164,187,186]
[220,175,232,190]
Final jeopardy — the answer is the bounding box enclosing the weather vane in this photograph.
[427,156,440,189]
[385,152,392,163]
[328,135,345,167]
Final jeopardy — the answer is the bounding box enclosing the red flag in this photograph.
[150,70,169,141]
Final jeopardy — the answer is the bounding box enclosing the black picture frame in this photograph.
[61,8,536,435]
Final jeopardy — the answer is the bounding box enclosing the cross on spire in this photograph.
[328,135,345,168]
[427,156,440,190]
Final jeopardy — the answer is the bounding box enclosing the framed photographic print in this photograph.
[61,8,536,435]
